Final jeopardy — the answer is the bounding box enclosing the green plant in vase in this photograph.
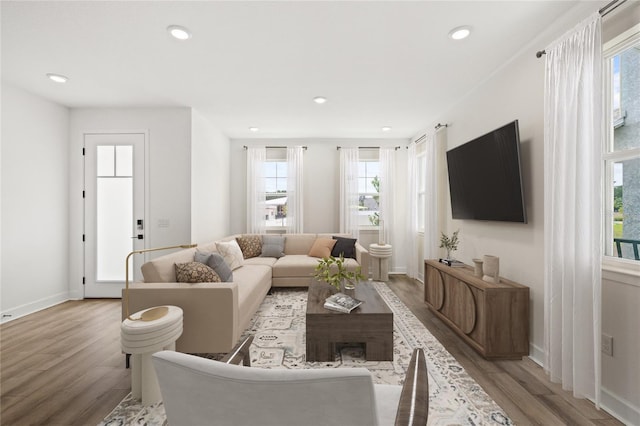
[439,229,460,260]
[313,254,365,291]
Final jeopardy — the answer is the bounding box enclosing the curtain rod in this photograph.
[243,145,307,150]
[336,146,401,151]
[406,122,448,148]
[535,0,626,58]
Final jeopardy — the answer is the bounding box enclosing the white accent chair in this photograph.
[152,336,429,426]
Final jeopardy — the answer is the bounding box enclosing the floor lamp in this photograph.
[124,243,196,321]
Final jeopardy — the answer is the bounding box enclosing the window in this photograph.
[264,159,288,227]
[358,151,380,227]
[416,146,427,232]
[604,36,640,262]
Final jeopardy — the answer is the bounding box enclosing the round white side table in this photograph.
[369,243,393,281]
[121,305,183,405]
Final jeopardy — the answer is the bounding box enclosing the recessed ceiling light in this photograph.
[313,96,327,104]
[382,126,392,132]
[449,26,471,40]
[46,73,68,83]
[167,25,191,40]
[249,127,260,132]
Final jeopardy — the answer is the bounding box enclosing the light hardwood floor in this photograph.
[0,276,623,425]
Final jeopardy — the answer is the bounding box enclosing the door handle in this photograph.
[131,234,144,240]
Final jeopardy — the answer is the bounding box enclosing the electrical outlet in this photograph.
[602,334,613,356]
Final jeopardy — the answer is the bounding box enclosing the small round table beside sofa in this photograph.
[121,305,183,405]
[368,243,393,281]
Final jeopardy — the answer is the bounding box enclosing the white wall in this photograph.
[68,108,192,298]
[425,3,640,423]
[230,138,408,272]
[1,83,70,321]
[191,109,231,243]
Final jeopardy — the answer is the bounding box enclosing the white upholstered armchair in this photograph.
[152,336,429,426]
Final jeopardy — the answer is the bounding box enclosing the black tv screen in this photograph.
[446,120,527,223]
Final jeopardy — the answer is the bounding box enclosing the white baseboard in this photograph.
[527,343,638,425]
[601,386,640,426]
[0,292,69,324]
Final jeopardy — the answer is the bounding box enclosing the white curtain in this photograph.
[406,133,438,280]
[543,12,602,406]
[339,148,360,240]
[378,148,395,246]
[423,132,439,265]
[246,147,267,234]
[286,146,304,234]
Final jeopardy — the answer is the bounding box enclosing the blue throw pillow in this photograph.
[261,235,285,258]
[194,251,233,282]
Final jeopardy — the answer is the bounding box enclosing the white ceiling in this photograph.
[1,1,580,139]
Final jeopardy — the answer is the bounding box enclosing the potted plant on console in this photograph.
[314,254,365,291]
[439,229,460,262]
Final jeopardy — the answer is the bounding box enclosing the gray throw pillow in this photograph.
[194,251,233,282]
[261,235,285,258]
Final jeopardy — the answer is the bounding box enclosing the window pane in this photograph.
[276,177,287,192]
[610,159,640,261]
[265,178,277,193]
[97,177,132,281]
[97,145,114,176]
[266,194,287,227]
[276,162,287,177]
[366,162,380,177]
[612,44,640,152]
[264,162,277,176]
[115,145,133,177]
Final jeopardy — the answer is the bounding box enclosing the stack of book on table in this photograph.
[439,258,465,267]
[324,293,363,313]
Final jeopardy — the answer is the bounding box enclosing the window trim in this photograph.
[602,24,640,270]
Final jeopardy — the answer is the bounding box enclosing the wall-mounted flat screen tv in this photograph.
[446,120,527,223]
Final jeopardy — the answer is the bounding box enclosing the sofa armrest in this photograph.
[394,348,429,426]
[122,282,240,353]
[355,242,370,278]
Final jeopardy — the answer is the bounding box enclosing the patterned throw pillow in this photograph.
[236,235,262,259]
[215,240,245,270]
[175,262,221,283]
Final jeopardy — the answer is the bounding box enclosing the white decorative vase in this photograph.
[482,255,500,283]
[472,258,484,277]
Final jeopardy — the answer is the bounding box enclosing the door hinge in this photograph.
[82,190,85,198]
[82,234,85,242]
[82,277,86,285]
[82,148,85,156]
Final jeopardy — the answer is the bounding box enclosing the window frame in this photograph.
[264,149,288,230]
[358,154,380,230]
[602,23,640,277]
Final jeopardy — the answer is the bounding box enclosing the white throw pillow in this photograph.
[215,240,244,270]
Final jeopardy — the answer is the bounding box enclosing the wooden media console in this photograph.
[424,259,529,359]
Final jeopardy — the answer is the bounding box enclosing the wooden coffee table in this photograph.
[306,280,393,362]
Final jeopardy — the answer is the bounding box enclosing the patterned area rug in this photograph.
[100,282,513,425]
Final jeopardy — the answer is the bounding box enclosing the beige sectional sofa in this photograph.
[123,233,369,354]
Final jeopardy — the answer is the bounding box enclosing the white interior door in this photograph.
[84,133,146,298]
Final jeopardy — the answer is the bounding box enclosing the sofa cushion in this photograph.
[330,236,357,259]
[261,235,285,258]
[194,251,233,282]
[236,235,262,259]
[244,257,278,267]
[283,234,317,255]
[272,255,322,278]
[215,240,244,270]
[308,238,337,258]
[175,262,221,283]
[141,247,198,282]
